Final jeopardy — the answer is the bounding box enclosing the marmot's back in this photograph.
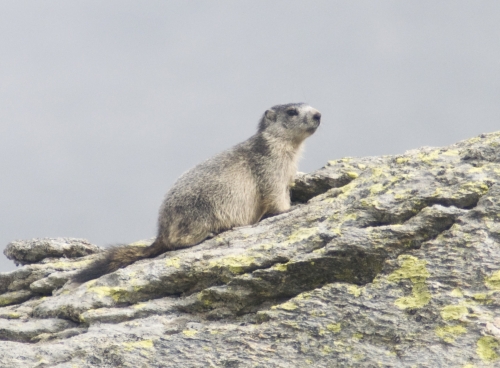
[158,145,261,247]
[74,103,321,283]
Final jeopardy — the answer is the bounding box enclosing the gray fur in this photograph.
[157,102,321,247]
[75,103,320,282]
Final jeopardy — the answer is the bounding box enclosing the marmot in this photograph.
[75,103,321,282]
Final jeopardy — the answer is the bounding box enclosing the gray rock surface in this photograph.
[2,132,500,366]
[4,238,100,265]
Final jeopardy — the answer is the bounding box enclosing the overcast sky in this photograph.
[1,1,500,272]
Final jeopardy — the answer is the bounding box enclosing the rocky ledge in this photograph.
[2,132,500,367]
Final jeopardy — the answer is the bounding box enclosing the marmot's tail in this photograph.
[73,240,165,283]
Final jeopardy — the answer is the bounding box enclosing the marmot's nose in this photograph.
[312,112,321,123]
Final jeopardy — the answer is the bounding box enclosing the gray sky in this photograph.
[1,1,500,272]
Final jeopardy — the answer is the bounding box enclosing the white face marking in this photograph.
[299,105,320,117]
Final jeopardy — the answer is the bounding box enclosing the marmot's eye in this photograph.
[286,109,298,116]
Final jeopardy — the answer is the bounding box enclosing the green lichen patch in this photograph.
[182,329,198,337]
[370,183,385,195]
[165,257,181,269]
[435,325,467,343]
[477,336,500,362]
[387,255,431,309]
[485,270,500,290]
[123,339,154,351]
[87,285,131,303]
[285,227,319,244]
[0,290,33,307]
[347,285,362,297]
[209,255,256,275]
[418,150,440,164]
[387,256,430,284]
[322,345,333,354]
[0,312,22,319]
[450,288,464,298]
[460,181,490,196]
[273,263,288,272]
[394,283,431,310]
[326,323,341,333]
[472,293,494,304]
[440,305,468,321]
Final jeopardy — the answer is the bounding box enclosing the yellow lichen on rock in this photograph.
[472,293,494,304]
[370,183,385,195]
[123,339,154,351]
[476,336,500,362]
[485,270,500,290]
[209,255,256,274]
[347,285,362,297]
[273,263,288,272]
[460,181,489,196]
[326,323,341,333]
[322,345,333,354]
[165,257,181,269]
[393,283,431,310]
[387,255,430,283]
[285,227,319,244]
[87,285,130,303]
[440,305,468,321]
[418,150,440,164]
[435,325,467,343]
[387,255,431,309]
[450,288,464,298]
[182,329,198,337]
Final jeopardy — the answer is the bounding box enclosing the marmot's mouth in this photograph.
[306,120,320,133]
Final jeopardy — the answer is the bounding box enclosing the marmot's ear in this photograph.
[265,109,277,122]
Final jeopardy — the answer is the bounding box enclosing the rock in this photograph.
[291,155,390,202]
[31,327,88,342]
[4,238,100,266]
[0,255,95,294]
[29,271,77,294]
[0,290,33,307]
[1,132,500,366]
[0,318,76,342]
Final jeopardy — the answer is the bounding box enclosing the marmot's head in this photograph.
[258,103,321,145]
